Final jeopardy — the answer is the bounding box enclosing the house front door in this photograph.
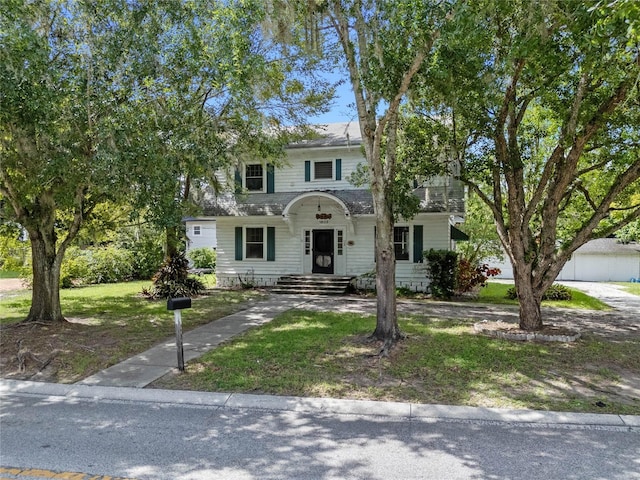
[312,229,334,274]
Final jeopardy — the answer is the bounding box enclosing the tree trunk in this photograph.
[513,269,543,331]
[165,225,180,260]
[26,233,65,323]
[370,193,402,350]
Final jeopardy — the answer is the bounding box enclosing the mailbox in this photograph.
[167,297,192,310]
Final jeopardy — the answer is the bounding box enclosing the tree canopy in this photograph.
[410,0,640,329]
[0,0,330,322]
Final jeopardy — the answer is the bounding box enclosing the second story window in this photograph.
[314,161,333,180]
[245,164,264,191]
[305,159,342,182]
[193,225,201,236]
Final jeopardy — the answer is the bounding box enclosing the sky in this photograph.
[309,80,358,125]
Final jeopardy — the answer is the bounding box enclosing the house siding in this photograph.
[276,148,366,193]
[192,122,464,291]
[492,239,640,282]
[216,213,451,291]
[185,220,216,252]
[217,218,303,287]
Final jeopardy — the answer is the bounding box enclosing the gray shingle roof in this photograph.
[202,189,464,216]
[287,122,362,149]
[574,238,640,254]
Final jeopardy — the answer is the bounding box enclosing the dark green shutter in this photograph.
[234,168,242,193]
[373,226,376,261]
[267,227,275,261]
[235,227,243,261]
[413,225,423,263]
[335,158,342,180]
[304,161,311,182]
[267,164,275,193]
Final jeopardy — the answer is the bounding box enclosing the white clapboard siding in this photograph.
[275,148,368,192]
[215,218,302,287]
[185,220,217,250]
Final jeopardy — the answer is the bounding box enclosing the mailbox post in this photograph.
[167,297,191,372]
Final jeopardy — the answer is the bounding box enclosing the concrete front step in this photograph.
[273,275,354,295]
[271,287,347,295]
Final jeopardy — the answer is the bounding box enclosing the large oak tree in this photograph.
[414,0,640,330]
[0,0,329,323]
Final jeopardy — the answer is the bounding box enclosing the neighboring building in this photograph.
[194,122,465,291]
[492,238,640,282]
[184,217,217,252]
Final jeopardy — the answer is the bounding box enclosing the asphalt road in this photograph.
[1,387,638,480]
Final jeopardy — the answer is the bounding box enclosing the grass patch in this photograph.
[0,270,21,279]
[476,282,610,310]
[153,310,639,415]
[0,281,265,382]
[615,282,640,296]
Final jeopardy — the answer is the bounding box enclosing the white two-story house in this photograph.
[194,122,465,291]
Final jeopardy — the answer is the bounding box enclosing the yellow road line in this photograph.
[0,468,136,480]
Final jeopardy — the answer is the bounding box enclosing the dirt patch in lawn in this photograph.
[0,319,130,383]
[0,278,27,294]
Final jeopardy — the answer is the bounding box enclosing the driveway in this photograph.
[557,281,640,315]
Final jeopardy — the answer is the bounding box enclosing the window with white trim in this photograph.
[193,225,201,236]
[245,227,264,259]
[245,164,264,191]
[314,161,333,180]
[394,226,410,261]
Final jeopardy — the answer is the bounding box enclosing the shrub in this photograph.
[0,236,29,272]
[129,239,163,280]
[188,247,216,270]
[60,247,91,288]
[146,251,205,299]
[456,258,501,295]
[542,284,573,300]
[424,249,458,299]
[60,245,135,286]
[84,246,135,284]
[506,283,572,301]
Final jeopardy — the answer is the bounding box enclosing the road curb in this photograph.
[2,379,637,428]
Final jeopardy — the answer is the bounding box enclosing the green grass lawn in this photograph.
[0,270,20,279]
[4,278,635,414]
[475,282,610,310]
[154,309,639,415]
[615,282,640,296]
[0,280,265,382]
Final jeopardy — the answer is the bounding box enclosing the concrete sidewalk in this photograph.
[78,294,312,388]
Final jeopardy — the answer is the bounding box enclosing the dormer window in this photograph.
[245,164,264,191]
